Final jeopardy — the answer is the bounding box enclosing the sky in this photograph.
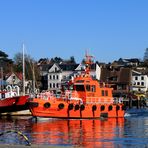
[0,0,148,63]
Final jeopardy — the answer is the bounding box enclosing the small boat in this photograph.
[0,85,30,115]
[29,54,125,119]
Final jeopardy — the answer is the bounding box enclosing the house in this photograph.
[5,72,23,86]
[100,66,132,97]
[131,70,148,95]
[112,58,141,68]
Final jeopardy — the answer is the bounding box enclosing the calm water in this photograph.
[0,115,148,147]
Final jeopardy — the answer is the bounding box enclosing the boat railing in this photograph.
[68,97,83,104]
[60,90,83,104]
[86,97,114,104]
[37,91,55,100]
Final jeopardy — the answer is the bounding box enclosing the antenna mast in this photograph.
[85,51,94,75]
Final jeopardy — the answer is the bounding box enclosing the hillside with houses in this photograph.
[0,49,148,100]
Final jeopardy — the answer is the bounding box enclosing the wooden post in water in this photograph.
[136,96,140,109]
[129,97,132,109]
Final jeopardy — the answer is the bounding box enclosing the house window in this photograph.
[50,75,52,80]
[56,83,59,88]
[137,82,140,85]
[135,76,138,80]
[141,82,144,86]
[112,76,117,81]
[53,75,55,80]
[63,75,66,79]
[12,76,16,83]
[56,75,59,80]
[141,76,144,80]
[49,83,52,88]
[13,76,16,80]
[55,67,57,72]
[53,83,55,88]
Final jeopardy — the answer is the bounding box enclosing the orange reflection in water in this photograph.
[31,118,124,147]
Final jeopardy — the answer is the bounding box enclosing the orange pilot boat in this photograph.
[29,54,125,119]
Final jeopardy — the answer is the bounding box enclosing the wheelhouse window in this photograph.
[75,85,85,91]
[102,90,105,96]
[91,85,96,92]
[86,85,90,91]
[105,90,108,96]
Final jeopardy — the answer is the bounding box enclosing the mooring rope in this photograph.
[0,130,31,146]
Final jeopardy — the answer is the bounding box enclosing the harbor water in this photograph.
[0,115,148,147]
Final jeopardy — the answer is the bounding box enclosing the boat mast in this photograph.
[32,63,36,93]
[22,44,25,95]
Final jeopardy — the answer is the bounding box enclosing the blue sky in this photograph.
[0,0,147,63]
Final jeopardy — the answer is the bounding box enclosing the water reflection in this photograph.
[0,116,148,147]
[30,118,124,147]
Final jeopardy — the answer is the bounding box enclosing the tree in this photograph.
[0,50,13,74]
[69,56,76,64]
[50,57,63,64]
[13,52,40,88]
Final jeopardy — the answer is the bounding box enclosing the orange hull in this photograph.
[29,98,125,119]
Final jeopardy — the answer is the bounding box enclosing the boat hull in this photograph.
[0,95,30,114]
[29,98,125,119]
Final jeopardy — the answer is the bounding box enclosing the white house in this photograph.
[131,70,148,93]
[5,72,22,85]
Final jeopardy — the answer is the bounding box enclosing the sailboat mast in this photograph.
[32,63,35,93]
[22,44,25,95]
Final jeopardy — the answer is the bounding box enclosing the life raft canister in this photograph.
[44,102,51,108]
[75,104,79,110]
[58,103,64,109]
[80,104,85,111]
[68,103,74,110]
[92,105,97,111]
